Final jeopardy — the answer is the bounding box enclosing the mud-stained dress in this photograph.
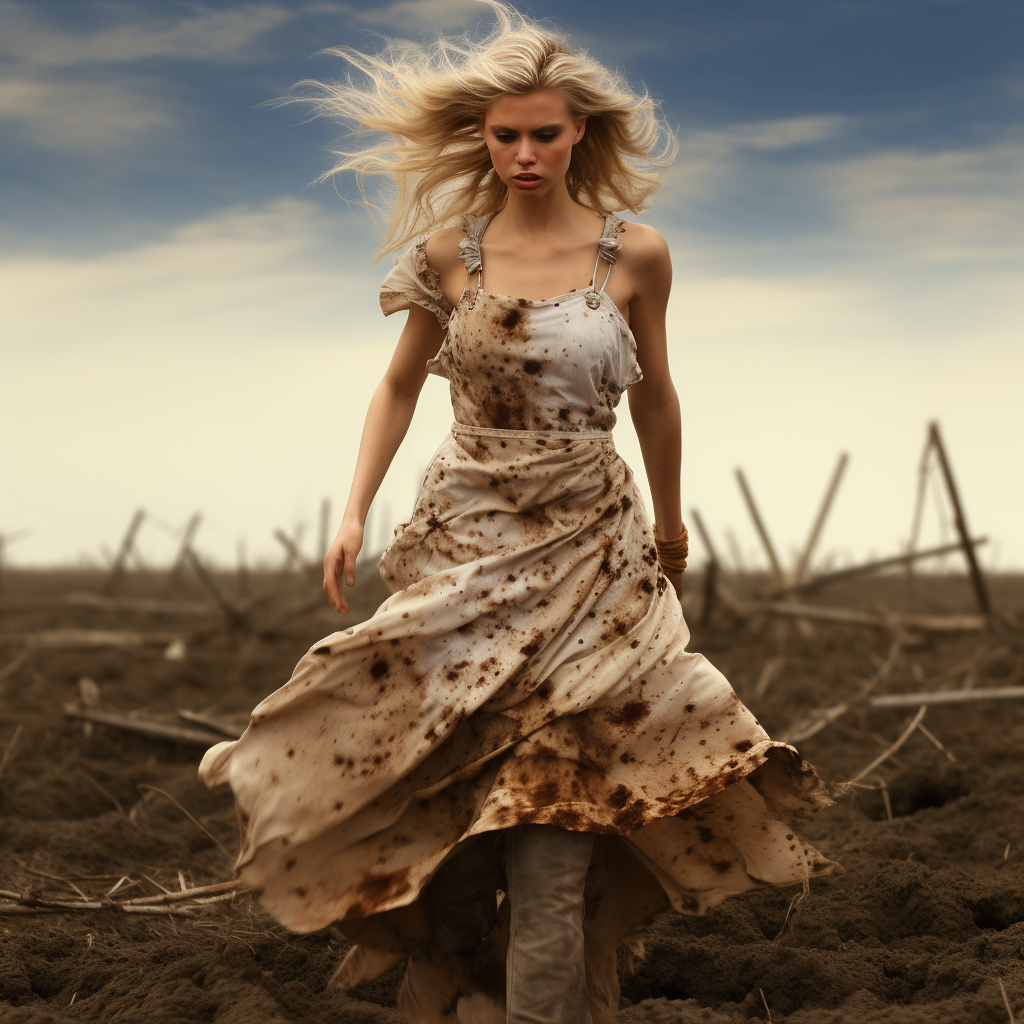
[200,213,842,1022]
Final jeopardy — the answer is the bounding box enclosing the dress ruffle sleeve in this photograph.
[379,240,453,329]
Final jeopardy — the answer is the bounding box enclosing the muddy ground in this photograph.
[1,567,1022,1023]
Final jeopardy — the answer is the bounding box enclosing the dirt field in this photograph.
[2,567,1022,1023]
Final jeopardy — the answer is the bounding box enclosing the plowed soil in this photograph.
[2,568,1022,1023]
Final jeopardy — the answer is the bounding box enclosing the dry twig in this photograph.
[849,706,927,785]
[176,709,241,739]
[0,723,23,776]
[76,767,127,817]
[998,977,1016,1024]
[136,784,233,861]
[63,704,224,746]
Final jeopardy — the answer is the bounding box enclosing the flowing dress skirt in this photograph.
[200,423,840,1016]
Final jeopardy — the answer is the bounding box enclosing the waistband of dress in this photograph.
[451,421,614,442]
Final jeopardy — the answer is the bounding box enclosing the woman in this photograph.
[200,6,841,1022]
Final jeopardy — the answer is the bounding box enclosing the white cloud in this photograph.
[0,74,176,153]
[680,115,853,156]
[660,115,854,207]
[820,144,1024,264]
[1,197,380,346]
[0,2,293,66]
[356,0,488,32]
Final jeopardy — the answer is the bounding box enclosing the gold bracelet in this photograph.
[653,523,688,574]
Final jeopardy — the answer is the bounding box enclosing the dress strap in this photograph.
[584,214,623,309]
[590,214,623,294]
[459,213,494,309]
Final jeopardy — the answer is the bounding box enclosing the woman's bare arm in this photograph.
[324,301,445,613]
[622,226,686,594]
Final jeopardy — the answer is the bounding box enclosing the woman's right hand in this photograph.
[323,519,364,615]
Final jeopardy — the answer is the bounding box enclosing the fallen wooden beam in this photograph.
[0,629,182,649]
[775,537,988,597]
[63,704,224,745]
[758,602,987,634]
[0,594,215,617]
[869,685,1024,709]
[784,682,1024,745]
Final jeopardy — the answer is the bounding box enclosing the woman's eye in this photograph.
[536,133,558,142]
[494,134,515,143]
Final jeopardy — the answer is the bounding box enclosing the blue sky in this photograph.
[2,0,1022,572]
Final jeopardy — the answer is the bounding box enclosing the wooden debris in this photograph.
[997,977,1016,1024]
[3,628,182,650]
[776,537,988,598]
[185,548,249,628]
[917,722,957,762]
[119,880,240,906]
[849,706,927,784]
[63,704,224,745]
[136,784,233,861]
[75,767,126,817]
[689,507,724,569]
[0,652,28,682]
[0,724,23,777]
[793,452,848,584]
[754,656,785,700]
[735,468,784,583]
[165,513,203,587]
[176,709,241,739]
[758,602,987,634]
[869,685,1024,709]
[0,883,238,917]
[102,509,146,596]
[929,421,992,615]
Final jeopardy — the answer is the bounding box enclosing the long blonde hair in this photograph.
[285,1,677,259]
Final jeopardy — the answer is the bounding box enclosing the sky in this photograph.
[2,0,1022,575]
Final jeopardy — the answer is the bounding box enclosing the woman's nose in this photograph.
[515,139,536,165]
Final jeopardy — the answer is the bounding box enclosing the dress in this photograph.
[200,213,842,1022]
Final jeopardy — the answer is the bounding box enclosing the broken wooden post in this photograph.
[734,469,784,582]
[184,548,248,629]
[793,452,848,584]
[235,539,249,597]
[928,422,992,615]
[723,529,748,575]
[102,510,145,595]
[689,508,723,569]
[273,529,321,581]
[167,514,202,580]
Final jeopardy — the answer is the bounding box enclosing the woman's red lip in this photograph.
[513,174,540,179]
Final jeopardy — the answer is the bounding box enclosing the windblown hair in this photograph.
[285,0,677,259]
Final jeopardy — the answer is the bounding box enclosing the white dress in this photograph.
[200,213,841,1021]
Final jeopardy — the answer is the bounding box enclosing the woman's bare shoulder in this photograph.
[617,220,671,271]
[424,227,464,274]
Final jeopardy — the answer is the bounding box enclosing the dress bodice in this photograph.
[380,213,643,432]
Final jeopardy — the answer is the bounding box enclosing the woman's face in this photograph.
[481,90,585,199]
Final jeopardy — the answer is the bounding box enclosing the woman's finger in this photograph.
[323,553,347,613]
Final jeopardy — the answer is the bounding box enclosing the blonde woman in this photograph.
[201,5,841,1021]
